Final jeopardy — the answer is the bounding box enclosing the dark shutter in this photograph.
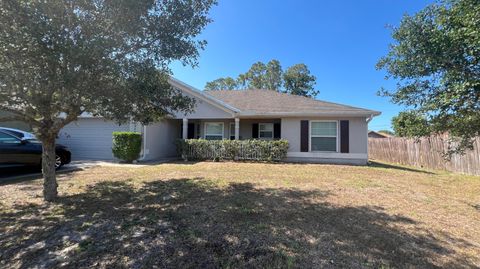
[300,120,309,152]
[274,123,281,139]
[187,123,195,139]
[252,123,259,139]
[340,120,349,153]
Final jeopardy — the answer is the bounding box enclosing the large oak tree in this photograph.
[0,0,216,201]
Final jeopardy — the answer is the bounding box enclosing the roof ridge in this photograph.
[205,88,377,112]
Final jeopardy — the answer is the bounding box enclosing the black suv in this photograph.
[0,128,71,169]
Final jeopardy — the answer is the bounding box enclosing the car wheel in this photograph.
[55,155,63,170]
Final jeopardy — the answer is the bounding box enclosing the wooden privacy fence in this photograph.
[368,135,480,176]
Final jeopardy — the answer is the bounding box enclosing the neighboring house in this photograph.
[53,77,380,164]
[368,130,393,139]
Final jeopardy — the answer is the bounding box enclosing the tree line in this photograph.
[205,60,319,98]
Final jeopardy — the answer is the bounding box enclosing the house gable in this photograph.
[172,90,236,119]
[169,78,238,119]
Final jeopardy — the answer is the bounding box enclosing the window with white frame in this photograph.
[229,122,235,140]
[310,121,337,152]
[204,122,224,140]
[259,123,273,139]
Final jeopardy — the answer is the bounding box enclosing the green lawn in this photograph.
[1,161,479,268]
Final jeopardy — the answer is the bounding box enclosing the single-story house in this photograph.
[55,77,381,165]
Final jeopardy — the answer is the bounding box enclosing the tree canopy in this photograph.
[264,60,283,90]
[204,59,318,97]
[205,77,237,91]
[377,130,395,136]
[377,0,480,154]
[392,111,432,138]
[0,0,216,201]
[283,64,318,98]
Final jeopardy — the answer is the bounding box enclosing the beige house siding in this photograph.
[172,90,235,120]
[281,117,367,153]
[281,117,368,164]
[143,119,180,160]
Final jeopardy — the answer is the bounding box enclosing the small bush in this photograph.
[176,139,289,162]
[112,132,142,163]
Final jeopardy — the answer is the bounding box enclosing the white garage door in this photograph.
[57,118,130,160]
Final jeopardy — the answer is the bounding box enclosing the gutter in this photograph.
[237,111,382,118]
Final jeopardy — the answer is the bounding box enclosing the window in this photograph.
[0,132,21,144]
[259,123,273,140]
[204,122,224,140]
[310,121,337,152]
[229,122,235,140]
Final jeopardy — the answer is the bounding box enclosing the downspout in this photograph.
[366,114,374,163]
[138,124,147,161]
[366,114,374,123]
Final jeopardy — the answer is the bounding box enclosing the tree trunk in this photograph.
[42,137,58,201]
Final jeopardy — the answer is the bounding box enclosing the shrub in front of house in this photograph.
[176,139,289,162]
[112,132,142,163]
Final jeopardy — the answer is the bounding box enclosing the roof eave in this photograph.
[168,77,241,114]
[238,110,381,118]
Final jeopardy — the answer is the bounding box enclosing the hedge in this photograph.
[176,139,289,162]
[112,132,142,163]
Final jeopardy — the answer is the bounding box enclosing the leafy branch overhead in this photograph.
[205,59,318,98]
[377,0,480,154]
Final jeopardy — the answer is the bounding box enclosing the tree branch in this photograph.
[0,115,26,122]
[0,106,39,126]
[52,107,84,131]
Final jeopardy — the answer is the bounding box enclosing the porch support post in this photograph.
[235,118,240,140]
[182,118,188,140]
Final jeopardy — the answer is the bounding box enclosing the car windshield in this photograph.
[0,128,36,139]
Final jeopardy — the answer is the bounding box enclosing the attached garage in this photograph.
[57,118,129,160]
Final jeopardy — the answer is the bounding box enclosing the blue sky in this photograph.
[171,0,434,131]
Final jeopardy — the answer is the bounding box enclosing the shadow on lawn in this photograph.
[368,161,436,175]
[0,167,80,186]
[0,179,475,268]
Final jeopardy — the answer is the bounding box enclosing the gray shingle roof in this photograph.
[205,89,380,117]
